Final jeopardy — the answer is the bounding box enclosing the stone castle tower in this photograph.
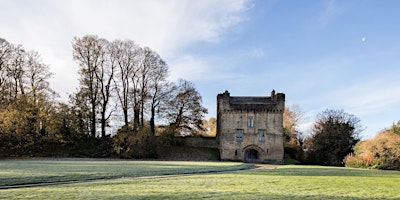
[216,90,285,163]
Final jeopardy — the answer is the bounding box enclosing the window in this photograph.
[258,130,265,142]
[235,129,243,142]
[247,117,254,127]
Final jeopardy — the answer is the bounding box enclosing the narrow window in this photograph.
[258,130,265,142]
[247,117,254,127]
[235,129,243,142]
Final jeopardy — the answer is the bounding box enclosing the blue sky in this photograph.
[1,0,400,138]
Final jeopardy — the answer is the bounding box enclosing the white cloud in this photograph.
[316,0,346,29]
[0,0,252,100]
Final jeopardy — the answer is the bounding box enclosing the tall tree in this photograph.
[130,47,143,131]
[165,79,208,136]
[138,47,152,128]
[142,48,170,135]
[72,35,106,137]
[109,39,140,126]
[96,41,116,137]
[305,109,362,166]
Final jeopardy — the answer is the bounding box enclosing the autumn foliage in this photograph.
[344,123,400,170]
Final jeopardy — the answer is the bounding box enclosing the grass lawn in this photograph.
[1,159,400,199]
[0,158,251,187]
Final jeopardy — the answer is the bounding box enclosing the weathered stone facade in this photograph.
[216,90,285,163]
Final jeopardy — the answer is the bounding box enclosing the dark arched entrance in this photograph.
[245,149,259,162]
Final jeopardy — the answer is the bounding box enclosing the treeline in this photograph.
[0,36,207,158]
[284,107,399,170]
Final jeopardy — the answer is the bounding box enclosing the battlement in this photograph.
[217,90,285,113]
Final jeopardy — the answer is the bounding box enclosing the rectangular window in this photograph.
[247,117,254,127]
[258,130,265,142]
[235,129,243,142]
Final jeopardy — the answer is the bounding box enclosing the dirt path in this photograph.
[252,164,279,170]
[0,163,279,190]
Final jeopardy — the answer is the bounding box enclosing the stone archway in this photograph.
[243,145,264,163]
[244,148,259,162]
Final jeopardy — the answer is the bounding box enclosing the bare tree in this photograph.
[146,51,171,135]
[8,44,26,99]
[0,38,11,103]
[25,50,54,103]
[72,35,106,137]
[109,39,140,126]
[138,47,153,128]
[130,47,143,131]
[96,41,117,137]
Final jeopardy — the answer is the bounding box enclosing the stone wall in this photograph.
[156,137,219,161]
[177,137,218,148]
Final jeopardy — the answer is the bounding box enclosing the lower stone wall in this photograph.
[157,146,220,161]
[155,136,219,161]
[176,137,218,148]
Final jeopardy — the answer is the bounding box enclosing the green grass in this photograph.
[0,158,251,187]
[1,159,400,199]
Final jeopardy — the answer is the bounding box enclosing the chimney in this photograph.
[271,89,276,100]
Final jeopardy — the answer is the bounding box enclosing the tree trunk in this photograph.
[123,106,128,126]
[101,108,106,137]
[150,106,155,135]
[133,107,140,133]
[91,104,96,137]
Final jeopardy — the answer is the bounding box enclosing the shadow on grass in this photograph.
[242,166,400,177]
[115,191,378,200]
[0,160,252,188]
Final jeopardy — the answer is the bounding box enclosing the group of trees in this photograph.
[0,38,59,156]
[71,35,207,138]
[284,107,399,169]
[0,36,208,158]
[283,107,361,166]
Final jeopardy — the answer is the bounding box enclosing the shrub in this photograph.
[344,129,400,170]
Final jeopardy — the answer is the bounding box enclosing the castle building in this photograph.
[216,90,285,163]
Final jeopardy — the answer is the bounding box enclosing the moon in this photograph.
[361,37,366,42]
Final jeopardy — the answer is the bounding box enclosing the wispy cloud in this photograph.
[316,0,345,28]
[297,73,400,138]
[0,0,252,99]
[323,78,400,117]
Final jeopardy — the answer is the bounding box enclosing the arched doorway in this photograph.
[245,148,259,162]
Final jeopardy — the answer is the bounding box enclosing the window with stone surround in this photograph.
[247,116,254,127]
[235,129,243,142]
[258,130,265,142]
